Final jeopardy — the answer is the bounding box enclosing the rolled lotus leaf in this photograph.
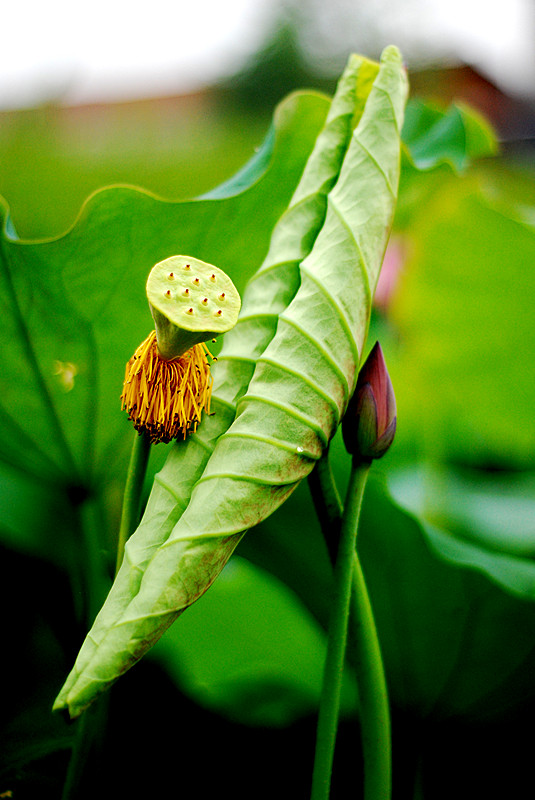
[54,45,408,718]
[54,50,377,712]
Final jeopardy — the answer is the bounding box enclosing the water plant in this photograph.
[4,34,525,800]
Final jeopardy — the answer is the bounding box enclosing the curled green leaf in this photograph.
[54,46,408,718]
[54,51,377,713]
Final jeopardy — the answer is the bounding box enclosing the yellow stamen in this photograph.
[120,331,213,443]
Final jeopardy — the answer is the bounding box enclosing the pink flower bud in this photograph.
[343,342,397,461]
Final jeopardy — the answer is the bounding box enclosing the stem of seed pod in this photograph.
[61,692,109,800]
[115,430,151,575]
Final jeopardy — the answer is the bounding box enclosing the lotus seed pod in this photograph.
[147,255,241,360]
[121,256,241,443]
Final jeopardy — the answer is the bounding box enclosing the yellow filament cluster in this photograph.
[121,331,213,443]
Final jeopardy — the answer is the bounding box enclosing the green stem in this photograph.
[309,452,391,800]
[311,460,370,800]
[78,495,113,626]
[62,430,151,800]
[61,693,109,800]
[307,445,343,562]
[350,549,391,800]
[115,430,151,574]
[61,497,111,800]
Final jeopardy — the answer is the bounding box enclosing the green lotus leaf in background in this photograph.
[402,98,498,173]
[237,442,535,724]
[389,463,535,561]
[0,88,329,571]
[152,553,358,728]
[55,45,408,718]
[391,98,499,238]
[388,177,535,469]
[0,91,329,484]
[359,471,535,722]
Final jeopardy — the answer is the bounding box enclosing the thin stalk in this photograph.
[78,495,113,627]
[61,693,109,800]
[61,497,111,800]
[62,430,151,800]
[309,451,391,800]
[307,446,343,563]
[115,429,151,574]
[311,460,370,800]
[350,550,391,800]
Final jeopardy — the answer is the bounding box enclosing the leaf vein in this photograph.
[222,429,319,459]
[328,198,372,302]
[299,264,360,363]
[278,313,351,399]
[153,474,187,508]
[237,392,330,446]
[246,258,297,283]
[257,355,341,423]
[351,135,396,197]
[374,85,402,135]
[232,312,278,325]
[209,393,240,413]
[195,471,300,488]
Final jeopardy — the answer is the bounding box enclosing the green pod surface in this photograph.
[55,46,408,718]
[147,255,241,359]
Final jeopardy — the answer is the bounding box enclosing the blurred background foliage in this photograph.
[2,10,535,800]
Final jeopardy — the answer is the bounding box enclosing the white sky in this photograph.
[1,0,534,110]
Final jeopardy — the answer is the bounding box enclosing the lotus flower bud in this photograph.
[342,341,396,461]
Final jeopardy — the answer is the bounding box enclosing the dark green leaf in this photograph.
[242,451,535,722]
[151,555,357,727]
[359,473,535,719]
[402,98,498,172]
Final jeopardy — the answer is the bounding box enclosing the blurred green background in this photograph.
[2,13,535,800]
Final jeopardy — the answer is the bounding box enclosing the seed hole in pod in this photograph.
[218,292,226,301]
[168,272,174,279]
[186,307,194,315]
[210,274,216,281]
[184,264,191,270]
[193,277,200,285]
[165,290,171,297]
[183,288,190,296]
[201,298,208,305]
[216,309,222,316]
